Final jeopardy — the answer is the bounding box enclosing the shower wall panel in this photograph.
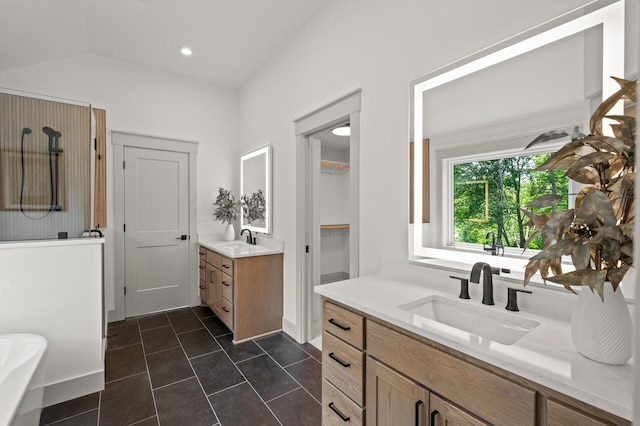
[0,93,91,241]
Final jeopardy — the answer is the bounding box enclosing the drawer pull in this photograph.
[328,402,350,422]
[415,400,423,426]
[328,352,350,368]
[199,285,205,289]
[222,281,230,286]
[328,318,351,331]
[222,306,230,313]
[430,409,439,426]
[222,264,230,269]
[199,266,205,269]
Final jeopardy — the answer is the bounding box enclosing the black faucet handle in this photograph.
[506,288,532,312]
[449,276,470,300]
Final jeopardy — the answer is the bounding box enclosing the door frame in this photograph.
[112,131,198,321]
[294,89,361,343]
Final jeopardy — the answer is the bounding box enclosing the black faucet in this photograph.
[240,228,256,245]
[483,231,504,256]
[470,262,495,305]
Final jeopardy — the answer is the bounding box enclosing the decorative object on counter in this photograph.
[522,77,636,365]
[213,187,239,241]
[240,189,266,226]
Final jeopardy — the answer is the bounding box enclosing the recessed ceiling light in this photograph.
[331,125,350,136]
[180,47,193,56]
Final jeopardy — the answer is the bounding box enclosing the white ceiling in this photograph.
[0,0,332,88]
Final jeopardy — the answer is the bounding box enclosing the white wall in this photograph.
[0,54,239,313]
[237,0,612,340]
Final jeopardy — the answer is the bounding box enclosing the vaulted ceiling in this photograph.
[0,0,332,88]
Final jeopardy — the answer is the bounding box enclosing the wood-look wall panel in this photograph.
[93,108,106,228]
[0,93,91,241]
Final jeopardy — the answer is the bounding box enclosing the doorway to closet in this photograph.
[308,124,353,347]
[294,89,361,349]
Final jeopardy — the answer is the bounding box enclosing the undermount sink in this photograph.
[398,295,540,345]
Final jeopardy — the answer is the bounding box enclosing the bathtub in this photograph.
[0,334,47,426]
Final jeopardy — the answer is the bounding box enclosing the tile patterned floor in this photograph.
[40,305,322,426]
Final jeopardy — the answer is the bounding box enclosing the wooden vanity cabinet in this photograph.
[198,248,206,301]
[322,301,366,425]
[199,245,283,343]
[546,399,609,426]
[323,299,630,426]
[366,357,430,426]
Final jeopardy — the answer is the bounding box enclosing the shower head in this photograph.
[22,127,32,135]
[42,126,57,137]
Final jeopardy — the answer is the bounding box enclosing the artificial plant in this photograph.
[521,77,636,300]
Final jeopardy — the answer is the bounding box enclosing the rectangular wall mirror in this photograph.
[240,144,272,235]
[410,0,625,268]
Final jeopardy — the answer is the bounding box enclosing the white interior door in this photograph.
[124,147,189,317]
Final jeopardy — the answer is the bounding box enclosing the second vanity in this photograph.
[199,238,283,343]
[316,261,633,425]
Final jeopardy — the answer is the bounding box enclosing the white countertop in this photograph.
[0,237,105,249]
[315,271,633,421]
[199,237,283,258]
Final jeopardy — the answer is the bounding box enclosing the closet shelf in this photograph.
[320,161,350,173]
[320,224,350,230]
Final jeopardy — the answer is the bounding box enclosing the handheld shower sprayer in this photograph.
[42,126,63,211]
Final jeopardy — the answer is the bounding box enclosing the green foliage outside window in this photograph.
[453,153,568,250]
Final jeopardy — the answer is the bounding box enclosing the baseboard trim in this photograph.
[282,318,302,343]
[43,370,105,408]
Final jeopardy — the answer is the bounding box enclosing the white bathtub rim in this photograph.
[0,333,47,426]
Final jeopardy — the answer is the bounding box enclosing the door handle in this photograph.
[176,235,187,240]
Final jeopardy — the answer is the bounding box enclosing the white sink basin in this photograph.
[398,295,540,345]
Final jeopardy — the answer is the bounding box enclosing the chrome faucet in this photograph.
[240,228,256,245]
[470,262,495,305]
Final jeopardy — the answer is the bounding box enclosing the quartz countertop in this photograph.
[315,272,633,421]
[199,237,283,259]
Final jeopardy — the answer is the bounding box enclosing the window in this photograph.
[452,151,569,252]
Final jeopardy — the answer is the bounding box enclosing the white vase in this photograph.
[224,223,235,241]
[571,282,633,365]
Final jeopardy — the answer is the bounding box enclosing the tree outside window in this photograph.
[453,153,568,250]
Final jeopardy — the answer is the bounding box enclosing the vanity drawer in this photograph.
[322,378,363,426]
[221,273,233,300]
[205,249,221,269]
[220,256,234,275]
[220,297,233,328]
[322,331,364,406]
[323,301,365,350]
[199,259,206,277]
[199,279,206,300]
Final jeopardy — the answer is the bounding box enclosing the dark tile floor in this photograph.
[40,305,322,426]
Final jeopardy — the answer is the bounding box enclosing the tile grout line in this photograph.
[213,333,283,426]
[253,339,322,406]
[42,408,99,426]
[167,308,222,426]
[96,386,102,426]
[128,414,158,425]
[263,385,303,404]
[137,319,162,425]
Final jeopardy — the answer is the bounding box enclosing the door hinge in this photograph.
[306,245,309,253]
[94,138,97,151]
[123,224,126,232]
[123,160,126,169]
[124,286,127,295]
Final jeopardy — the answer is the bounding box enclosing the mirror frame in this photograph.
[411,0,625,261]
[240,144,272,236]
